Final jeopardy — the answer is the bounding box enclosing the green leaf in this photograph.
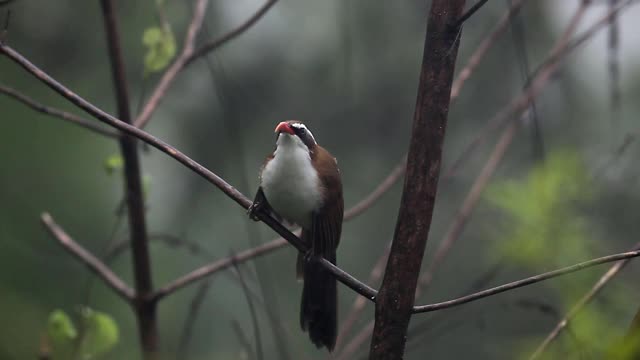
[104,154,124,175]
[77,307,119,359]
[142,26,176,74]
[47,309,77,360]
[47,309,77,345]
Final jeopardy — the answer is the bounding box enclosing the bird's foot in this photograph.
[247,201,263,222]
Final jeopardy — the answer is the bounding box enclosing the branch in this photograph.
[450,0,527,103]
[0,42,377,303]
[413,249,640,313]
[156,156,405,300]
[526,247,640,358]
[368,1,466,358]
[417,120,519,294]
[456,0,489,26]
[99,0,157,356]
[184,0,278,66]
[133,0,209,128]
[154,238,288,300]
[40,213,134,301]
[0,84,119,138]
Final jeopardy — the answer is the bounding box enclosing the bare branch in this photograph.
[154,238,288,300]
[40,213,134,301]
[418,120,520,294]
[413,249,640,313]
[99,0,158,356]
[0,84,119,138]
[134,0,209,128]
[184,0,278,66]
[527,246,640,358]
[450,0,528,102]
[445,0,594,178]
[456,0,489,26]
[344,158,405,219]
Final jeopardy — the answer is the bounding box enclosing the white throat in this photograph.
[260,134,322,228]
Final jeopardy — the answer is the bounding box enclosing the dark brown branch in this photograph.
[99,0,157,356]
[368,1,466,359]
[40,213,135,301]
[456,0,489,26]
[184,0,278,66]
[134,0,209,128]
[0,84,119,138]
[413,249,640,313]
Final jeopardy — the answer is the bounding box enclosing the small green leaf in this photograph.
[47,309,77,344]
[47,309,77,360]
[104,154,124,175]
[78,307,119,359]
[142,26,176,74]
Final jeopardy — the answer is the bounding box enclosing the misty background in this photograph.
[2,0,640,359]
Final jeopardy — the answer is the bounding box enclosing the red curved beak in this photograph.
[274,121,295,135]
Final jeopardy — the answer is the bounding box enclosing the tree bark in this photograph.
[368,1,466,359]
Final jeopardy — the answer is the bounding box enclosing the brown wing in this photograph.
[300,146,343,350]
[312,145,343,251]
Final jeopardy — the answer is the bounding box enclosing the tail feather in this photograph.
[299,229,338,351]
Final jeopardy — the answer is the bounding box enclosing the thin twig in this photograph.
[418,120,520,294]
[0,84,119,138]
[344,158,405,219]
[526,247,640,358]
[231,256,263,360]
[333,245,390,354]
[445,0,595,178]
[456,0,490,26]
[134,0,209,128]
[184,0,278,66]
[413,249,640,313]
[450,0,528,103]
[40,213,135,301]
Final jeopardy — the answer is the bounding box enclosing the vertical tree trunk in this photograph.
[369,1,466,359]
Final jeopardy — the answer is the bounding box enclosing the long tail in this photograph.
[298,229,338,351]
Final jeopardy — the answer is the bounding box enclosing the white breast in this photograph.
[260,135,322,228]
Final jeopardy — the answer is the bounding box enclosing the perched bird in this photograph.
[249,120,343,351]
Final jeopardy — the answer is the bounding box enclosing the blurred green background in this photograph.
[2,0,640,359]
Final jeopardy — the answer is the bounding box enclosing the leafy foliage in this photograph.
[486,151,633,358]
[44,307,119,360]
[486,150,594,269]
[142,26,176,75]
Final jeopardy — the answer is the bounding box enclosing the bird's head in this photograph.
[274,120,317,151]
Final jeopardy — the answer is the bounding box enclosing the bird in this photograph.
[248,120,343,351]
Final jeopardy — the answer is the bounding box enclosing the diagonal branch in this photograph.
[40,213,135,301]
[456,0,490,26]
[0,84,119,138]
[0,41,377,303]
[184,0,278,66]
[134,0,209,128]
[413,249,640,313]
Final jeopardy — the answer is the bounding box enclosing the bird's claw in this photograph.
[247,201,262,222]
